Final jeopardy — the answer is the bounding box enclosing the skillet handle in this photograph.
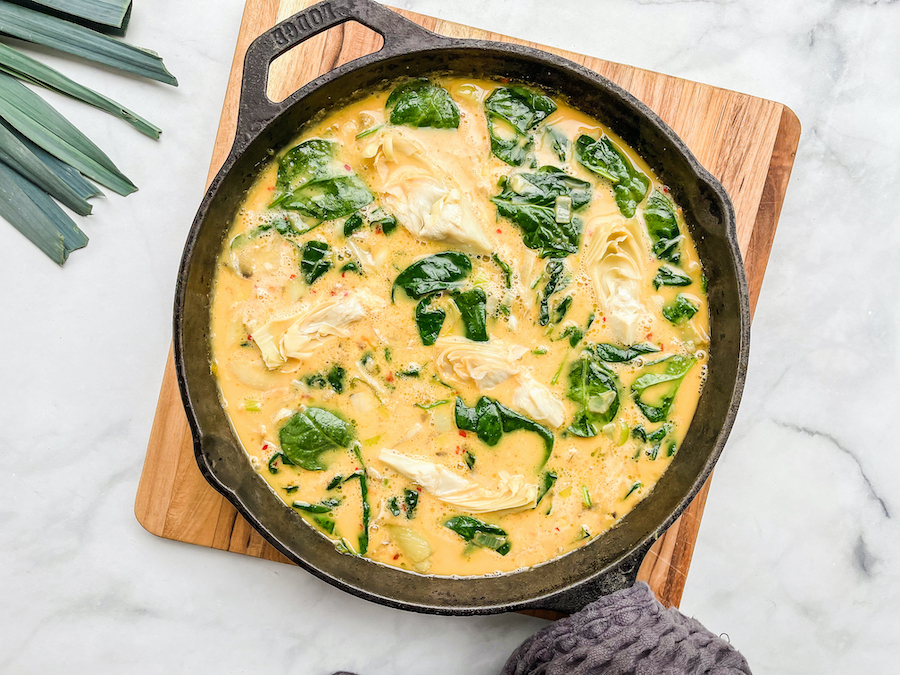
[234,0,443,150]
[527,540,655,615]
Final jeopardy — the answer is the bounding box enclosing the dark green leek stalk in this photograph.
[0,1,176,84]
[0,42,159,137]
[0,71,135,194]
[18,0,132,30]
[0,158,87,263]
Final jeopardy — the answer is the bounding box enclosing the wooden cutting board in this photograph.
[135,0,800,616]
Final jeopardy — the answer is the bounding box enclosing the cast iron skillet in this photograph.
[175,0,750,615]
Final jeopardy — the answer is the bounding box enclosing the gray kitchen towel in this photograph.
[501,582,751,674]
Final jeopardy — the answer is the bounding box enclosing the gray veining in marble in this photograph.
[1,0,898,672]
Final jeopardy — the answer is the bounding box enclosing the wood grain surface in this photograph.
[135,0,801,615]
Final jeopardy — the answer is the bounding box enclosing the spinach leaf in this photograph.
[538,258,567,326]
[444,515,511,555]
[275,139,340,193]
[575,135,650,217]
[492,198,582,257]
[350,444,370,554]
[566,356,620,437]
[492,253,513,288]
[536,470,557,505]
[373,212,398,235]
[452,288,489,342]
[386,79,460,129]
[455,396,554,466]
[278,175,373,221]
[464,450,476,469]
[414,297,445,346]
[590,342,660,363]
[393,252,472,300]
[492,167,589,257]
[305,363,345,394]
[327,364,346,394]
[343,212,364,236]
[300,240,331,284]
[485,86,557,166]
[632,423,672,460]
[254,214,303,238]
[485,86,556,135]
[546,126,569,162]
[553,295,573,323]
[644,190,682,263]
[403,488,419,519]
[387,496,401,516]
[662,294,699,324]
[272,139,374,220]
[292,498,341,513]
[559,325,584,347]
[653,264,693,289]
[279,407,355,471]
[313,515,336,534]
[631,355,696,422]
[327,474,344,490]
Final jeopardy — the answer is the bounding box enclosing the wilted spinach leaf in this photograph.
[393,252,472,300]
[444,515,511,555]
[485,86,557,166]
[271,139,373,220]
[644,190,682,263]
[590,342,661,363]
[414,296,445,346]
[575,135,650,217]
[536,470,557,505]
[653,264,693,289]
[292,497,341,513]
[300,240,331,284]
[279,407,355,471]
[538,258,568,326]
[305,363,345,394]
[452,288,489,342]
[492,167,589,257]
[455,396,554,466]
[343,212,364,236]
[662,294,699,325]
[566,355,620,437]
[386,79,460,129]
[403,488,419,519]
[631,355,696,423]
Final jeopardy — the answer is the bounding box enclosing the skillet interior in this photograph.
[176,41,749,615]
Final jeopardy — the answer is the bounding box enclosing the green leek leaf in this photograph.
[14,0,132,30]
[0,71,136,194]
[0,1,176,85]
[0,42,159,137]
[0,118,91,214]
[18,132,102,200]
[0,157,87,264]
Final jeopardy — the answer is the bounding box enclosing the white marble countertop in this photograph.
[1,0,897,671]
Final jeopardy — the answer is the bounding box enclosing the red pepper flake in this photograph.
[341,272,346,278]
[386,372,394,382]
[416,487,422,492]
[375,226,383,235]
[393,553,400,560]
[267,186,275,191]
[602,317,606,323]
[555,527,560,532]
[289,274,296,279]
[496,228,502,233]
[311,289,317,294]
[459,430,467,438]
[501,77,509,83]
[330,289,336,296]
[344,164,351,171]
[647,333,653,339]
[247,334,253,341]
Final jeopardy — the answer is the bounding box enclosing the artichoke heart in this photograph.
[250,295,366,370]
[378,448,537,513]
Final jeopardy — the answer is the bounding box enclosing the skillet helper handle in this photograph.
[531,540,655,615]
[234,0,442,148]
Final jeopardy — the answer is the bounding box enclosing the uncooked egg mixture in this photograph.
[209,77,709,576]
